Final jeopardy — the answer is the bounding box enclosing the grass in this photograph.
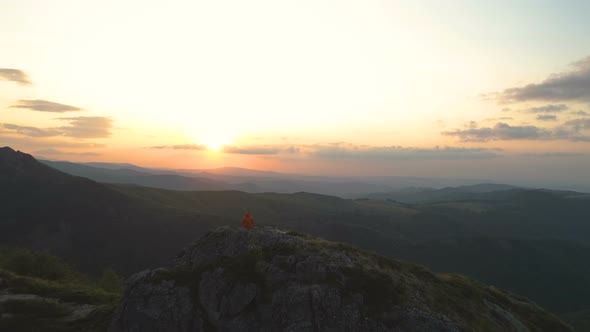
[0,249,124,332]
[129,229,571,332]
[0,248,83,282]
[561,308,590,332]
[416,273,571,332]
[2,298,72,317]
[0,269,120,304]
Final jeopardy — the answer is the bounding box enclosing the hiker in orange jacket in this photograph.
[242,211,255,229]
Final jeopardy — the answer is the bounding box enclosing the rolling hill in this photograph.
[0,147,230,275]
[3,146,590,319]
[39,160,237,191]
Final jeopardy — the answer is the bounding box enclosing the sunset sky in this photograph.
[2,0,590,185]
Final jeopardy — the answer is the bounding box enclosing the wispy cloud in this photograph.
[309,144,502,160]
[33,148,101,156]
[11,99,83,113]
[150,144,206,150]
[494,55,590,103]
[525,104,568,113]
[0,132,105,149]
[3,117,112,139]
[520,152,588,158]
[0,68,32,85]
[444,119,590,142]
[536,114,558,121]
[2,124,61,137]
[57,117,112,138]
[443,123,550,142]
[221,145,301,155]
[223,146,281,155]
[562,118,590,132]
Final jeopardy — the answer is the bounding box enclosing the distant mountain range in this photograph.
[361,183,526,203]
[40,158,511,198]
[40,160,236,191]
[3,146,590,327]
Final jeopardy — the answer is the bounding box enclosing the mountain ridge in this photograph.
[3,146,590,318]
[109,226,572,332]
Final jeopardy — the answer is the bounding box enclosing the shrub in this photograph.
[0,248,80,282]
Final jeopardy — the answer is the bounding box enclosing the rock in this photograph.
[109,269,205,332]
[109,226,572,332]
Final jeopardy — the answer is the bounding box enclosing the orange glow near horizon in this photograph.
[1,1,590,180]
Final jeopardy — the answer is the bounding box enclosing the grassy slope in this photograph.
[2,148,589,317]
[150,230,571,331]
[561,309,590,332]
[111,185,590,315]
[0,249,121,332]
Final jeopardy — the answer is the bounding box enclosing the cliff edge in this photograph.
[109,226,571,331]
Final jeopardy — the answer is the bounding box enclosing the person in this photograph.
[242,211,255,229]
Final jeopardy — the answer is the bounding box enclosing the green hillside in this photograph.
[0,248,121,331]
[3,147,590,319]
[0,147,230,275]
[111,227,573,331]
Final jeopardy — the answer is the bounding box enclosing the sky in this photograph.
[1,0,590,186]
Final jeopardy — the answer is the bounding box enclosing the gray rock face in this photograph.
[109,269,205,332]
[109,226,572,332]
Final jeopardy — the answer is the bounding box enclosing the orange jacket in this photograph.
[242,211,255,229]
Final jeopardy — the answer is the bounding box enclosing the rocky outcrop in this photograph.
[109,226,572,331]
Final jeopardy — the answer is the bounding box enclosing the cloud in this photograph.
[3,117,112,139]
[150,144,206,150]
[536,114,558,121]
[11,99,83,113]
[0,132,105,149]
[573,110,589,116]
[525,104,568,113]
[2,124,61,137]
[309,144,502,160]
[33,148,101,156]
[222,145,281,155]
[0,68,32,85]
[495,55,590,103]
[443,122,551,142]
[562,118,590,132]
[151,142,505,159]
[444,120,590,142]
[57,117,112,138]
[484,117,513,122]
[216,143,501,159]
[520,152,588,158]
[285,146,300,154]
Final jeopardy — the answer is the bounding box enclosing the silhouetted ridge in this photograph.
[0,146,227,275]
[0,146,53,176]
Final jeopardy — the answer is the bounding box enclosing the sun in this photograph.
[199,132,232,152]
